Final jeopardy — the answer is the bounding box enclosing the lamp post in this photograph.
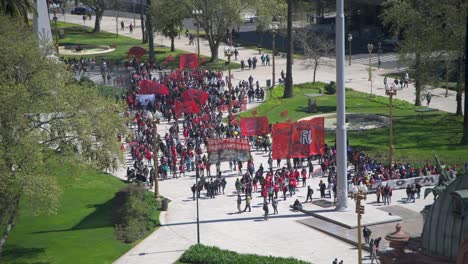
[367,43,374,95]
[386,83,399,164]
[133,0,136,29]
[352,184,368,264]
[224,45,234,120]
[192,9,202,65]
[195,155,201,244]
[269,23,279,87]
[348,34,352,65]
[151,111,162,200]
[378,42,382,69]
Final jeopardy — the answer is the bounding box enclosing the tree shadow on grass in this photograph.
[31,197,115,234]
[1,246,47,263]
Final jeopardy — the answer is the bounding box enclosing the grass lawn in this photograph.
[176,244,311,264]
[55,21,237,70]
[1,156,155,264]
[241,82,468,166]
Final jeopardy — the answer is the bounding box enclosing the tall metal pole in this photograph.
[116,10,119,37]
[228,54,232,120]
[272,32,276,87]
[152,120,159,199]
[357,198,363,264]
[195,163,200,244]
[389,93,394,164]
[348,39,352,65]
[197,22,200,65]
[133,0,136,29]
[335,0,348,211]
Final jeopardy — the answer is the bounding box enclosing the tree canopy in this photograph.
[151,0,188,51]
[0,15,126,255]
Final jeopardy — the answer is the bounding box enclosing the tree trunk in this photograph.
[462,11,468,144]
[140,0,147,43]
[170,36,175,52]
[208,40,219,62]
[283,0,294,98]
[313,59,318,83]
[0,197,19,258]
[146,0,154,63]
[456,55,463,115]
[414,53,422,106]
[93,10,103,33]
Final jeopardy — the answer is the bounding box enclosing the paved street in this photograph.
[56,14,463,264]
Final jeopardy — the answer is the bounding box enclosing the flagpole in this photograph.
[335,0,349,211]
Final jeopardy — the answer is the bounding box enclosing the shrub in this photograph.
[324,81,336,94]
[112,183,159,243]
[178,244,311,264]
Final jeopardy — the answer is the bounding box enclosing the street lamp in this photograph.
[377,42,382,69]
[224,45,234,120]
[269,23,279,87]
[367,43,374,95]
[348,34,352,65]
[386,83,400,165]
[195,155,201,244]
[192,9,203,65]
[150,110,162,200]
[351,183,368,264]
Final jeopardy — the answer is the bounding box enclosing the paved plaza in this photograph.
[55,14,463,264]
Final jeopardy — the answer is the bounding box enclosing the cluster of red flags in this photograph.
[138,80,169,95]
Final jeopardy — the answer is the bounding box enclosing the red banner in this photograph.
[182,89,209,106]
[174,100,201,117]
[240,117,270,136]
[138,80,169,95]
[207,138,251,162]
[272,117,325,160]
[179,53,199,70]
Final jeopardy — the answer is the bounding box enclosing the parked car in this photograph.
[71,6,93,15]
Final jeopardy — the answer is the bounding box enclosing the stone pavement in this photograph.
[54,14,457,264]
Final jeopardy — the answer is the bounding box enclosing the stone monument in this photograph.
[33,0,55,56]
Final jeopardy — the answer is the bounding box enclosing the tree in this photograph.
[0,15,125,256]
[83,0,116,33]
[191,0,255,62]
[295,29,334,83]
[380,0,466,108]
[151,0,187,52]
[254,0,287,47]
[0,0,35,23]
[283,0,294,98]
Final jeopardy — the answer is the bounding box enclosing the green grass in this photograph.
[176,244,311,264]
[55,21,237,70]
[242,82,468,165]
[1,157,154,264]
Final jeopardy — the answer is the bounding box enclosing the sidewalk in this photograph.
[57,13,463,114]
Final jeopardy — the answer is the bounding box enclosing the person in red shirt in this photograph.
[282,184,288,200]
[274,183,279,199]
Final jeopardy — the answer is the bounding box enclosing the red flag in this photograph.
[240,117,270,136]
[280,110,289,117]
[166,54,175,62]
[252,109,258,116]
[179,53,199,70]
[138,80,170,95]
[182,89,209,105]
[272,117,325,160]
[175,100,201,117]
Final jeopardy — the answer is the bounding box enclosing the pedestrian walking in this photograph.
[426,92,432,106]
[263,202,269,221]
[305,186,314,202]
[237,194,242,213]
[120,20,125,31]
[363,226,372,244]
[272,198,278,215]
[243,195,251,212]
